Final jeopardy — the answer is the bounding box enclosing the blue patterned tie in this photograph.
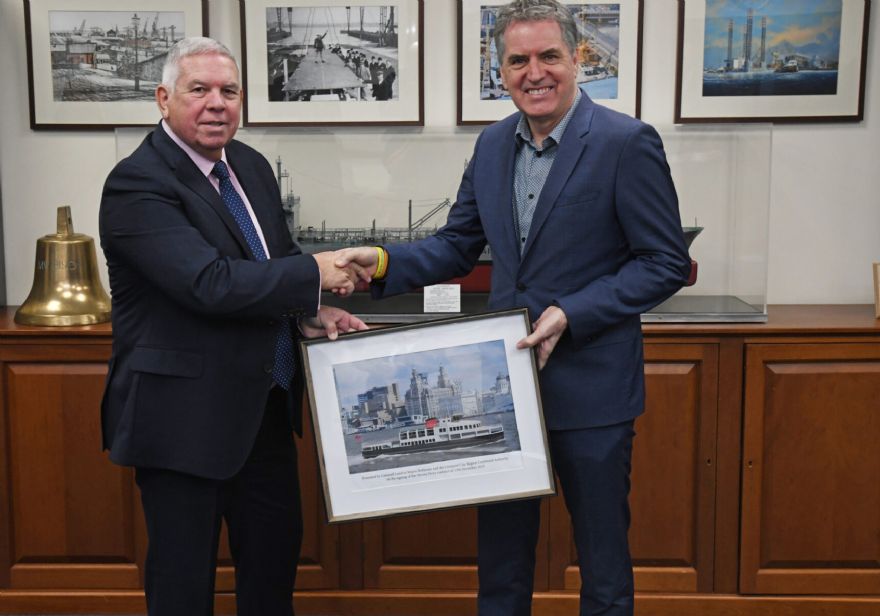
[212,160,295,390]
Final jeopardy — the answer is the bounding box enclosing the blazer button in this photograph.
[516,282,527,291]
[263,362,273,374]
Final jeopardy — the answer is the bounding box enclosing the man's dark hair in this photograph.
[493,0,579,61]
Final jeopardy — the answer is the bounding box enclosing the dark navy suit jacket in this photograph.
[99,125,319,480]
[376,95,691,430]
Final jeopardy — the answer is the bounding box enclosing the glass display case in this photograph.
[114,122,771,323]
[645,124,771,322]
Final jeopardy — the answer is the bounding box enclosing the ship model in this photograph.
[275,158,703,289]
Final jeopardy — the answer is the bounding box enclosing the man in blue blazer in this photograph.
[99,38,366,616]
[336,1,691,614]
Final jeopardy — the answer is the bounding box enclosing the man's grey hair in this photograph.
[161,37,239,92]
[493,0,579,61]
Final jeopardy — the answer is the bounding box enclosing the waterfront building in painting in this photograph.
[343,365,513,433]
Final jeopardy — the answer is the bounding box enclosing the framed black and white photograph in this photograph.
[675,0,871,123]
[240,0,424,126]
[300,309,555,522]
[24,0,207,129]
[457,0,643,125]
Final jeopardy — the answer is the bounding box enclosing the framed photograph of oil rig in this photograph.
[457,0,644,125]
[23,0,208,129]
[675,0,871,123]
[300,309,555,522]
[240,0,424,126]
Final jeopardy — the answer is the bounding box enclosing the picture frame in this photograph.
[457,0,644,125]
[240,0,424,126]
[24,0,208,130]
[675,0,871,123]
[300,309,555,522]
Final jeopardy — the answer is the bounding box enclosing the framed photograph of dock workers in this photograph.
[240,0,424,126]
[23,0,208,129]
[675,0,871,123]
[300,309,555,522]
[457,0,644,124]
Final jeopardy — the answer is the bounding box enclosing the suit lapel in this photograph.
[521,96,595,260]
[494,119,519,260]
[151,126,255,259]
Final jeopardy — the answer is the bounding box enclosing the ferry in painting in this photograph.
[361,416,504,459]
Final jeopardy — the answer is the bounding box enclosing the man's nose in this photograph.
[206,89,226,109]
[526,57,544,81]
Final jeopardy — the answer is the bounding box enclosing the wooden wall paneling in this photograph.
[548,342,719,594]
[741,342,880,595]
[4,361,139,589]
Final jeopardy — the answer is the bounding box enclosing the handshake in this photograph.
[312,247,384,296]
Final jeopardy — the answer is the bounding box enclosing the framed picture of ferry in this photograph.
[300,309,555,522]
[24,0,208,129]
[457,0,644,125]
[675,0,871,123]
[240,0,424,126]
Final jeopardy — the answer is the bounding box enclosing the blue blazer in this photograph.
[377,96,691,430]
[99,125,320,479]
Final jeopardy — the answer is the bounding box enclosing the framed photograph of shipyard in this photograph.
[300,309,555,522]
[23,0,207,129]
[457,0,644,125]
[240,0,424,126]
[675,0,871,123]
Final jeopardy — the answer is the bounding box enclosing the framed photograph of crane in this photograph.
[23,0,208,129]
[457,0,644,125]
[300,309,555,522]
[240,0,424,126]
[675,0,871,123]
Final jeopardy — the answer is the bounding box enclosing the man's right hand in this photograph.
[334,247,380,279]
[313,251,370,296]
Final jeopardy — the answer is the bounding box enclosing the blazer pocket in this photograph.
[130,346,204,378]
[555,191,601,209]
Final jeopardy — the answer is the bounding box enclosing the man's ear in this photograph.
[155,85,170,120]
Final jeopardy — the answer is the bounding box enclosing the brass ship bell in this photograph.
[15,206,111,326]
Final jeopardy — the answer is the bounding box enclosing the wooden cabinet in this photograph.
[1,305,878,615]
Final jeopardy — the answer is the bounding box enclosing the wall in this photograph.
[0,0,878,306]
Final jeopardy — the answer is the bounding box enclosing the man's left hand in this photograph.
[301,306,369,340]
[516,305,568,370]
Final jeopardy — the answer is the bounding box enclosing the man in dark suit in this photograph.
[99,37,367,616]
[336,1,691,614]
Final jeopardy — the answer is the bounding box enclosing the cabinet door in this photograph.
[741,342,880,594]
[548,343,718,593]
[1,360,142,590]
